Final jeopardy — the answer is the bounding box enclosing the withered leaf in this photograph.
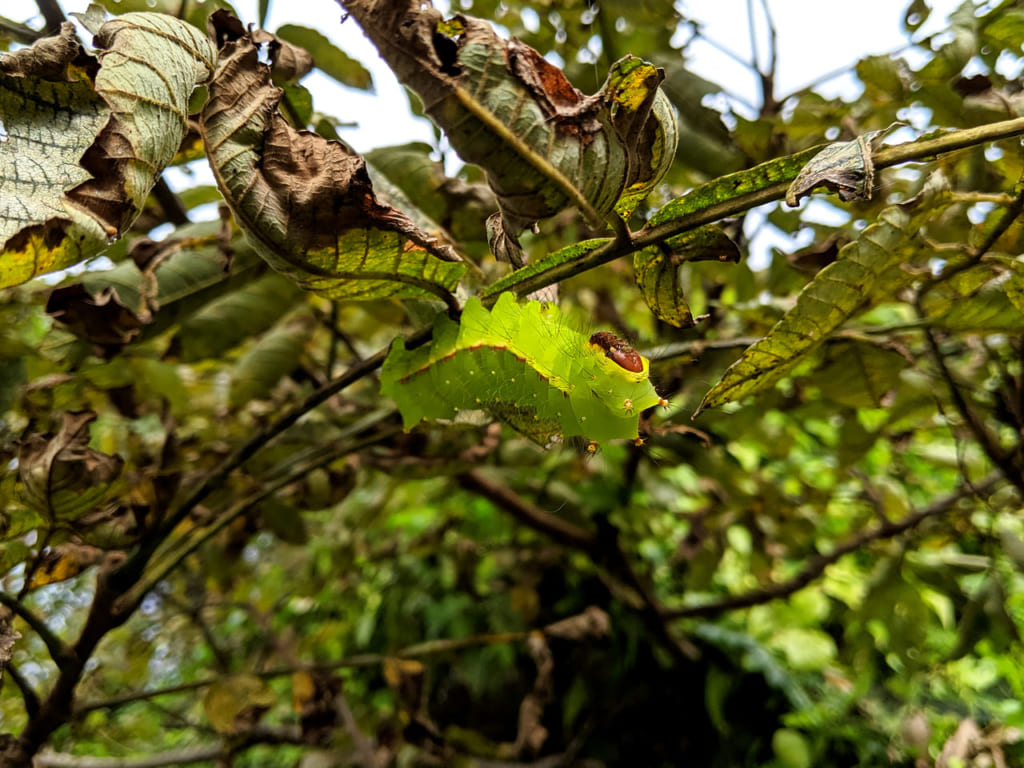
[634,225,739,327]
[200,13,464,302]
[340,0,677,246]
[786,126,896,207]
[18,412,124,523]
[0,14,216,288]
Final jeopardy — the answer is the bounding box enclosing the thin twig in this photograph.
[663,473,1004,620]
[457,470,598,552]
[918,325,1024,496]
[919,187,1024,297]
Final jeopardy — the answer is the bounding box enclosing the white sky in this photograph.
[7,0,966,149]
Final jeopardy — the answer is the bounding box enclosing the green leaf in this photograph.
[813,340,907,409]
[696,193,943,415]
[229,316,313,406]
[275,24,373,90]
[178,273,304,362]
[0,14,216,288]
[201,15,465,302]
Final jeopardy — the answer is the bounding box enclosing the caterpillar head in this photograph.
[589,331,643,373]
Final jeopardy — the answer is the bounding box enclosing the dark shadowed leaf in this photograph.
[17,411,124,522]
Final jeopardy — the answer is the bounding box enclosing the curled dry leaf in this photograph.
[0,15,216,288]
[634,224,740,328]
[340,0,677,255]
[200,12,464,302]
[17,411,124,523]
[785,125,898,207]
[543,605,611,641]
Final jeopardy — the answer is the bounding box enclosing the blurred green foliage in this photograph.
[2,1,1024,767]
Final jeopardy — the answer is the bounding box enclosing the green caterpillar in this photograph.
[381,293,666,446]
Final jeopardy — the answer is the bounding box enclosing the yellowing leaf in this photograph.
[0,15,216,288]
[203,674,276,734]
[27,543,105,589]
[200,14,464,303]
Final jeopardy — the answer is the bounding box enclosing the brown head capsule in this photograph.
[589,331,643,373]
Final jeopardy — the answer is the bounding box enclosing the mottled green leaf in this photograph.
[201,15,464,302]
[697,195,940,415]
[275,24,373,91]
[0,14,216,288]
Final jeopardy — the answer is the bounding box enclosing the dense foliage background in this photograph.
[2,0,1024,766]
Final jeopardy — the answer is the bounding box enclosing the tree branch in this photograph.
[34,745,223,768]
[498,117,1024,298]
[663,473,1004,620]
[457,470,598,553]
[4,662,41,719]
[0,591,75,669]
